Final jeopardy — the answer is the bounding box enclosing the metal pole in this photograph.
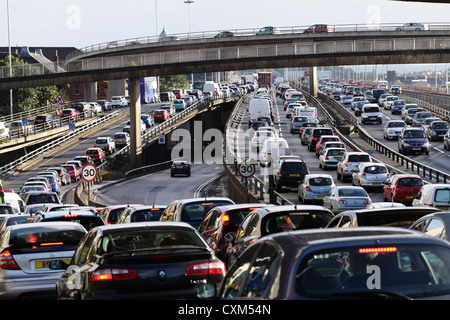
[155,0,158,36]
[184,0,194,35]
[7,0,13,119]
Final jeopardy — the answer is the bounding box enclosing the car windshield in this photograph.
[296,244,450,299]
[262,211,334,236]
[181,201,233,223]
[309,177,333,186]
[404,130,426,138]
[388,122,405,128]
[397,178,423,186]
[338,188,368,197]
[363,165,388,174]
[100,227,206,255]
[432,122,449,129]
[41,216,104,231]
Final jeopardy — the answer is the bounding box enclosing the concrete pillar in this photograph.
[84,82,97,102]
[129,78,142,168]
[309,66,318,97]
[107,79,127,99]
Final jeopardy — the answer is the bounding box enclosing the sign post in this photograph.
[81,164,98,203]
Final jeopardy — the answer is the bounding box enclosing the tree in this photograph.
[159,74,189,92]
[0,55,65,116]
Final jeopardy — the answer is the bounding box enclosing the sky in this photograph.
[0,0,449,72]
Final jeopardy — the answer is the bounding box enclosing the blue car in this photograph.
[391,100,406,115]
[141,114,154,128]
[341,96,353,106]
[398,127,430,155]
[174,99,187,112]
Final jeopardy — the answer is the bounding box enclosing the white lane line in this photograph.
[434,147,445,154]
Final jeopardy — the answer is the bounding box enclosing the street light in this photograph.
[184,0,194,36]
[7,0,13,119]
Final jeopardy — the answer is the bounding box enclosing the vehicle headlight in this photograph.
[403,142,410,147]
[432,131,437,135]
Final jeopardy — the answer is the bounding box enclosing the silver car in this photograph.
[412,111,433,127]
[0,222,86,299]
[383,120,406,140]
[298,174,335,204]
[323,186,372,213]
[351,163,390,188]
[318,148,346,170]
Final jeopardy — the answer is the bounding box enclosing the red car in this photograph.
[383,174,424,203]
[153,109,170,122]
[303,24,334,33]
[85,147,106,164]
[315,135,341,156]
[60,108,78,120]
[60,164,80,181]
[198,203,273,262]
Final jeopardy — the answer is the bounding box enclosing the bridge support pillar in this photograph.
[129,78,142,168]
[309,66,318,97]
[85,82,97,102]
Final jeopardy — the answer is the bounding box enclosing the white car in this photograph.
[111,96,127,108]
[93,136,116,154]
[337,152,372,182]
[383,96,399,110]
[160,104,176,117]
[298,174,335,204]
[396,22,427,31]
[401,104,420,120]
[250,130,275,152]
[383,120,406,140]
[318,148,346,170]
[352,163,390,188]
[88,102,102,113]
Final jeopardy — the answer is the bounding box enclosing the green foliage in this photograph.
[159,75,189,92]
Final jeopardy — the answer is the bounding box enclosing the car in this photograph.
[93,137,116,154]
[19,185,46,200]
[298,174,335,204]
[445,130,450,150]
[60,164,80,182]
[26,176,51,191]
[325,207,438,229]
[73,156,94,167]
[378,94,392,107]
[383,96,399,110]
[299,124,318,145]
[315,135,341,157]
[389,85,402,94]
[273,157,309,191]
[351,163,390,189]
[140,114,154,128]
[412,111,433,127]
[426,120,449,141]
[336,151,372,182]
[421,117,442,131]
[110,96,127,108]
[173,99,187,112]
[33,210,105,231]
[361,104,382,124]
[391,99,406,115]
[125,120,146,134]
[410,212,450,241]
[341,95,353,106]
[198,203,274,262]
[258,137,289,167]
[9,120,31,136]
[256,26,280,35]
[24,192,62,206]
[383,174,424,203]
[65,160,83,172]
[116,205,166,224]
[398,127,430,155]
[97,100,111,111]
[34,114,54,129]
[413,184,450,210]
[85,147,106,164]
[224,205,334,269]
[366,202,406,209]
[322,186,372,213]
[0,222,87,299]
[88,102,102,114]
[404,108,424,125]
[0,204,15,216]
[159,197,235,230]
[401,104,421,120]
[170,160,191,177]
[54,222,226,300]
[250,130,275,153]
[307,127,334,151]
[0,214,33,232]
[383,120,406,140]
[47,167,71,186]
[214,30,235,38]
[257,116,274,127]
[303,24,334,33]
[160,104,175,117]
[249,120,269,136]
[159,92,176,101]
[396,22,427,31]
[98,204,143,225]
[318,147,346,170]
[113,132,130,148]
[153,109,170,122]
[38,174,60,194]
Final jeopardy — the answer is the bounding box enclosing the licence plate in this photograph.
[406,196,413,199]
[372,183,382,185]
[35,259,71,269]
[438,206,449,210]
[333,157,342,161]
[290,174,300,177]
[413,148,420,151]
[315,195,324,199]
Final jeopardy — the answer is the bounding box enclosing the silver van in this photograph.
[412,184,450,211]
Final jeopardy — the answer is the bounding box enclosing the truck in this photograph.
[258,72,272,88]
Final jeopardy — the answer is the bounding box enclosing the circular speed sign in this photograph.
[237,163,256,178]
[81,164,98,182]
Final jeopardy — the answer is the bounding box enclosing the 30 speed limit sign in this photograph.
[81,164,98,182]
[237,163,256,178]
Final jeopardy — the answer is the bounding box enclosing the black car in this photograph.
[53,222,226,300]
[34,114,53,129]
[224,205,334,269]
[273,158,309,191]
[170,160,191,177]
[307,127,334,151]
[371,89,386,103]
[426,120,449,141]
[214,30,236,38]
[196,227,450,300]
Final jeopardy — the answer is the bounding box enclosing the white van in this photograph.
[203,82,220,94]
[0,122,9,140]
[296,106,317,123]
[259,137,290,167]
[412,184,450,210]
[2,190,27,214]
[248,98,272,126]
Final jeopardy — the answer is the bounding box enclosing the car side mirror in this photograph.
[224,232,235,243]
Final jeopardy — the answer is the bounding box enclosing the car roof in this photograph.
[339,207,439,217]
[40,210,97,218]
[211,203,274,213]
[93,221,196,233]
[172,197,234,205]
[6,221,86,231]
[255,204,333,217]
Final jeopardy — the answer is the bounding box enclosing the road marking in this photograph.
[434,147,445,154]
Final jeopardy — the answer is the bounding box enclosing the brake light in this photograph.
[344,161,348,166]
[363,200,371,205]
[361,173,366,178]
[223,214,230,226]
[359,247,397,254]
[40,242,64,246]
[305,186,312,191]
[186,261,226,276]
[338,200,347,204]
[91,268,137,281]
[0,250,20,270]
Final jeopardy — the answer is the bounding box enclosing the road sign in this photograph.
[53,94,65,104]
[158,135,165,144]
[81,164,98,182]
[237,163,256,178]
[69,123,75,131]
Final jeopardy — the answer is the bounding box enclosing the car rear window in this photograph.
[0,206,15,215]
[27,194,60,205]
[363,166,387,174]
[338,188,368,197]
[309,177,333,186]
[327,149,345,157]
[397,178,423,186]
[181,201,233,223]
[348,154,371,162]
[115,134,126,139]
[96,139,108,144]
[130,209,164,222]
[313,129,333,136]
[435,189,450,202]
[41,216,104,231]
[281,161,308,173]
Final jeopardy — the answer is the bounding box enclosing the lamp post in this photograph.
[184,0,194,36]
[7,0,13,119]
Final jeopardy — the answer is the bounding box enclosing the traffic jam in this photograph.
[1,76,450,303]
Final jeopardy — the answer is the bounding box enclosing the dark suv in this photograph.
[398,127,430,155]
[34,114,54,129]
[307,127,334,151]
[273,158,309,191]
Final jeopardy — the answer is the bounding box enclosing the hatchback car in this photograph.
[401,104,421,120]
[307,127,334,151]
[153,109,170,122]
[98,204,144,225]
[398,127,430,155]
[383,120,406,140]
[54,222,226,300]
[426,120,449,141]
[298,174,335,204]
[290,116,309,134]
[318,147,346,170]
[60,109,78,121]
[0,215,33,232]
[315,135,341,157]
[93,137,115,155]
[323,186,372,213]
[34,114,53,129]
[383,174,424,203]
[60,164,80,182]
[336,152,372,182]
[0,222,86,299]
[404,108,424,125]
[24,192,62,206]
[351,163,390,189]
[85,147,106,164]
[303,24,334,33]
[412,111,433,127]
[224,205,334,269]
[170,160,191,177]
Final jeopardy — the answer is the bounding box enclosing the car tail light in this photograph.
[338,200,347,204]
[324,156,329,160]
[305,186,312,191]
[361,173,366,178]
[0,250,20,270]
[186,261,226,276]
[222,214,230,226]
[91,268,137,281]
[363,200,371,205]
[344,161,348,166]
